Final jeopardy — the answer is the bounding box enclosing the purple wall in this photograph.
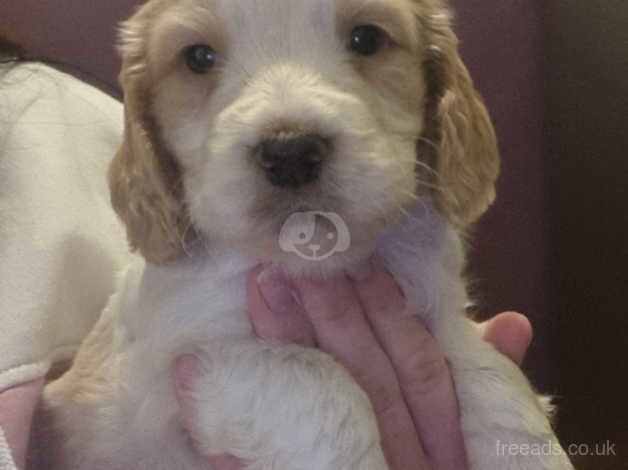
[450,1,552,387]
[1,1,135,92]
[2,0,553,385]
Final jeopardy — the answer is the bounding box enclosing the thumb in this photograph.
[480,312,533,366]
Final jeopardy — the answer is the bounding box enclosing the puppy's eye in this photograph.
[349,25,383,56]
[185,44,216,74]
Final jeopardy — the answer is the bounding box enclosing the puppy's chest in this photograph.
[117,204,464,363]
[376,205,468,328]
[117,254,254,364]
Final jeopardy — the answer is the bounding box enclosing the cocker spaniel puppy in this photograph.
[40,0,573,468]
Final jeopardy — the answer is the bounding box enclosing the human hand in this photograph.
[172,261,532,470]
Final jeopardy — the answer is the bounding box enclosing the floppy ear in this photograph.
[419,5,500,229]
[109,12,190,265]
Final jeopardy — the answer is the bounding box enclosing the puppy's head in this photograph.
[110,0,499,269]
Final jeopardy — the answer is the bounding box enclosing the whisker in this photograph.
[418,135,439,151]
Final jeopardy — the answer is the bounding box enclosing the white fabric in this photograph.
[0,63,130,393]
[0,426,16,470]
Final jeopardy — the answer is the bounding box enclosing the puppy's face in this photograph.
[110,0,499,270]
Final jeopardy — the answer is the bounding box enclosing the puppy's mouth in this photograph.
[252,182,342,224]
[269,203,340,235]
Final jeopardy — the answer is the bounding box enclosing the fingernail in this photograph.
[173,355,199,393]
[257,267,299,314]
[346,258,373,282]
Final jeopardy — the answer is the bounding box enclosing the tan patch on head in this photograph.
[143,3,227,149]
[337,0,425,116]
[338,0,500,228]
[147,2,227,77]
[336,0,420,48]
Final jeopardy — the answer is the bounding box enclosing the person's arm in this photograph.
[173,262,532,470]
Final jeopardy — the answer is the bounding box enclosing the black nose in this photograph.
[255,134,329,188]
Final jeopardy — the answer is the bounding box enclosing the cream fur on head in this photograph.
[39,0,573,468]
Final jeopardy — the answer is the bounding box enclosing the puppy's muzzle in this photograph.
[254,133,330,189]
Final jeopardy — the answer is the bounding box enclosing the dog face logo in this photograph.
[279,212,351,261]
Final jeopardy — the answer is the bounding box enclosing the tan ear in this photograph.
[109,11,189,265]
[419,6,500,228]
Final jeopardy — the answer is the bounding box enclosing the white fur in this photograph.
[0,63,129,391]
[41,200,572,469]
[40,0,574,468]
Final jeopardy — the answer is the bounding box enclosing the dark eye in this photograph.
[349,25,383,56]
[185,44,216,74]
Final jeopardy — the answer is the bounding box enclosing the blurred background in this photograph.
[2,1,627,468]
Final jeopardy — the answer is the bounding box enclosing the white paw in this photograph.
[193,340,389,469]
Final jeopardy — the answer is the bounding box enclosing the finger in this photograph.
[208,454,244,470]
[351,259,467,470]
[172,356,244,469]
[247,266,316,347]
[294,273,427,470]
[481,312,533,366]
[172,355,206,451]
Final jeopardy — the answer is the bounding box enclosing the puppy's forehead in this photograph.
[188,0,415,51]
[208,0,337,52]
